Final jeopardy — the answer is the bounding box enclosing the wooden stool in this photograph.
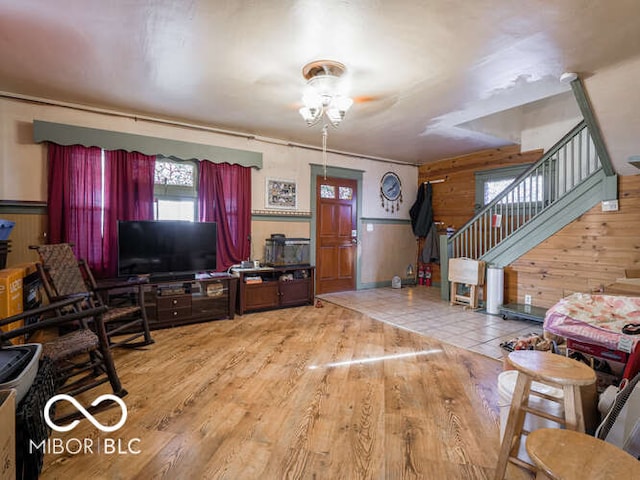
[526,428,640,479]
[494,350,597,480]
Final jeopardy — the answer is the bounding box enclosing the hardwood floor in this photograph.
[40,303,527,479]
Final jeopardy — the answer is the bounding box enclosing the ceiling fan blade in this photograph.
[352,94,384,104]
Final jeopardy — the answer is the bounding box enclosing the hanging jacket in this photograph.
[421,222,440,263]
[409,182,433,237]
[410,182,440,263]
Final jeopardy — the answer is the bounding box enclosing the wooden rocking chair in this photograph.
[31,243,154,348]
[0,296,127,422]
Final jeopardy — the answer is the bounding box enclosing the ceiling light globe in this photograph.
[333,96,353,112]
[299,106,321,126]
[302,88,322,109]
[326,108,345,127]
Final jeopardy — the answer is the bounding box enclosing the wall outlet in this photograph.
[524,294,532,305]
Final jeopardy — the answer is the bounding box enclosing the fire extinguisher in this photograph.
[418,264,425,285]
[424,264,432,287]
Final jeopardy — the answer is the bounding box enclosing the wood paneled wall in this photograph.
[510,174,640,308]
[0,212,46,267]
[418,146,640,309]
[416,145,543,286]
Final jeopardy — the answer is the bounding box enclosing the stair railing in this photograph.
[449,120,602,260]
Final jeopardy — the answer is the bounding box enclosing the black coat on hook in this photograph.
[409,182,440,263]
[409,182,433,237]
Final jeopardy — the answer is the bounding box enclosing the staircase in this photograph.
[440,119,617,301]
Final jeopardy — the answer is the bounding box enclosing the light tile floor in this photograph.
[318,285,543,360]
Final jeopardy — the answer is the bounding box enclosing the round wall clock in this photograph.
[380,171,403,212]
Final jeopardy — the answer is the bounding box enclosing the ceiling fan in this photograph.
[298,60,353,127]
[297,59,395,127]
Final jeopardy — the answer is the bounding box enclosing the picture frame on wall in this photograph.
[266,178,297,210]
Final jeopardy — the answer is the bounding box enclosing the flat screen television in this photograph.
[117,220,217,280]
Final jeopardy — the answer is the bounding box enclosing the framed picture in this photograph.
[266,178,297,209]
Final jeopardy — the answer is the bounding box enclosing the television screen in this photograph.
[117,220,217,278]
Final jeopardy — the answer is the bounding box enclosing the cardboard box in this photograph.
[12,262,38,277]
[567,339,627,393]
[0,390,16,480]
[0,268,24,344]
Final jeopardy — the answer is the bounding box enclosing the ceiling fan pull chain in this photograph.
[322,124,328,180]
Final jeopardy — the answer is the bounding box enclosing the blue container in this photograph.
[0,219,15,240]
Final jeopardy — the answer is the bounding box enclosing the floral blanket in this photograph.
[544,293,640,351]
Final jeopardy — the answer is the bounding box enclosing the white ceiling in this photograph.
[1,0,640,174]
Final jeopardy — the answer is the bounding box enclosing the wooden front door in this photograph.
[316,176,357,294]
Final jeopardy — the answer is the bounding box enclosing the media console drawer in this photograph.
[157,295,191,310]
[157,306,192,322]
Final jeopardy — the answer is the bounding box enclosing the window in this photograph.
[320,184,335,198]
[474,164,543,210]
[154,157,198,221]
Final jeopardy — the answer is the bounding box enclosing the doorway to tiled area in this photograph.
[318,286,543,360]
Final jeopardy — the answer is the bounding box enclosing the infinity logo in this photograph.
[44,394,128,433]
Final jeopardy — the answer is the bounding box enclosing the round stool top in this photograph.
[526,428,640,480]
[507,350,596,386]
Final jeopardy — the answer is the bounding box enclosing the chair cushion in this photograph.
[42,329,98,362]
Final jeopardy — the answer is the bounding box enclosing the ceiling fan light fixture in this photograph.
[299,105,321,126]
[333,95,353,111]
[325,97,353,127]
[325,107,344,127]
[308,74,340,102]
[301,85,323,108]
[299,60,353,128]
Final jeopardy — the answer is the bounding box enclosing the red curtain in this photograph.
[198,161,251,270]
[47,143,104,270]
[103,150,156,278]
[47,144,155,278]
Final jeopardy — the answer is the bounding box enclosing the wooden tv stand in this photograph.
[142,274,238,329]
[232,266,315,315]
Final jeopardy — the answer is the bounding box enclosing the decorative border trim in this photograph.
[252,210,312,219]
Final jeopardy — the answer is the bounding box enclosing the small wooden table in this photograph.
[526,428,640,479]
[448,258,485,309]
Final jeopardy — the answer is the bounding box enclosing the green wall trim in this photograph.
[33,120,263,169]
[359,281,392,289]
[361,217,411,225]
[310,165,364,289]
[310,164,365,178]
[358,280,419,290]
[0,201,47,214]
